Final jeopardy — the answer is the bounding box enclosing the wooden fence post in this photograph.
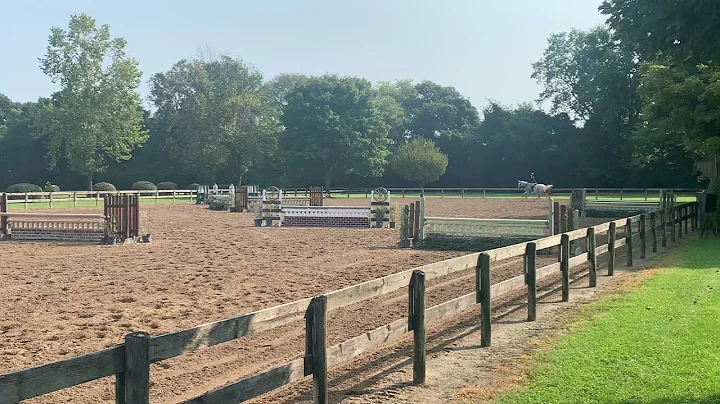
[49,192,53,209]
[526,242,537,321]
[124,332,150,404]
[640,214,646,259]
[587,227,597,287]
[671,207,677,243]
[608,222,616,276]
[684,205,689,235]
[309,296,328,404]
[561,234,570,302]
[73,191,77,207]
[690,204,695,231]
[409,270,426,384]
[478,253,491,347]
[651,211,658,253]
[661,209,667,247]
[626,218,633,267]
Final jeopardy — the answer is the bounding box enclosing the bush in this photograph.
[157,182,178,190]
[132,181,157,191]
[93,182,116,191]
[188,183,200,190]
[43,182,60,192]
[6,183,43,194]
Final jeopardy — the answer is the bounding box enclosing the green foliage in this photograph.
[391,138,448,188]
[149,55,279,184]
[495,239,720,403]
[131,181,157,191]
[532,26,640,184]
[156,181,178,190]
[600,0,720,64]
[638,63,720,157]
[187,183,200,190]
[92,182,116,191]
[281,74,392,189]
[43,182,60,192]
[38,13,148,189]
[6,183,42,193]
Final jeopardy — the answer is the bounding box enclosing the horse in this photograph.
[518,180,553,201]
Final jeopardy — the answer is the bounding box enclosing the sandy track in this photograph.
[0,197,568,403]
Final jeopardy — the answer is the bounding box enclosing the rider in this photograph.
[530,172,537,187]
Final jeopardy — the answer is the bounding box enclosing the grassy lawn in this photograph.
[494,238,720,404]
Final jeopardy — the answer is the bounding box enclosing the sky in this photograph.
[1,0,607,111]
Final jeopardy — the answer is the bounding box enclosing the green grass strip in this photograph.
[495,238,720,404]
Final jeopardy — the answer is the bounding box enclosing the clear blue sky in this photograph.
[1,0,607,111]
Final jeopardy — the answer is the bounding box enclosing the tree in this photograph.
[532,26,641,185]
[39,13,147,190]
[403,80,480,144]
[281,74,391,190]
[150,55,279,184]
[263,73,310,110]
[391,138,448,189]
[637,62,720,157]
[599,0,720,64]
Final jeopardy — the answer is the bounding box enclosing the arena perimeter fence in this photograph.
[0,200,699,403]
[1,187,703,210]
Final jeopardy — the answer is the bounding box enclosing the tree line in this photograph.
[0,3,716,192]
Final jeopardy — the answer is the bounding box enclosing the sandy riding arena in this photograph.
[1,197,568,403]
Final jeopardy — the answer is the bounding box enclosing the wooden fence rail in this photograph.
[0,202,698,404]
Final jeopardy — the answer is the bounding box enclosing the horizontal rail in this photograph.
[0,346,123,402]
[425,217,548,226]
[0,212,105,219]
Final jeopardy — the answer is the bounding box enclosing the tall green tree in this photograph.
[638,62,720,157]
[39,13,147,190]
[599,0,720,64]
[150,55,279,184]
[391,138,448,189]
[281,74,391,190]
[403,80,480,144]
[532,26,641,185]
[471,102,583,186]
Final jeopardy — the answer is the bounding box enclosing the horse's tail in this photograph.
[546,185,554,195]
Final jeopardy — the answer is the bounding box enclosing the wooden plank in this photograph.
[535,234,562,250]
[0,346,124,401]
[569,252,589,268]
[595,244,609,256]
[181,357,306,404]
[0,212,105,219]
[425,292,476,325]
[536,262,562,280]
[490,274,526,299]
[484,243,527,262]
[326,317,409,368]
[594,222,611,233]
[151,298,313,362]
[325,253,479,311]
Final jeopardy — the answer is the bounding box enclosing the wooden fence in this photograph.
[0,202,699,404]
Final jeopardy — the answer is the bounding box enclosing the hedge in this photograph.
[132,181,157,191]
[157,182,178,190]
